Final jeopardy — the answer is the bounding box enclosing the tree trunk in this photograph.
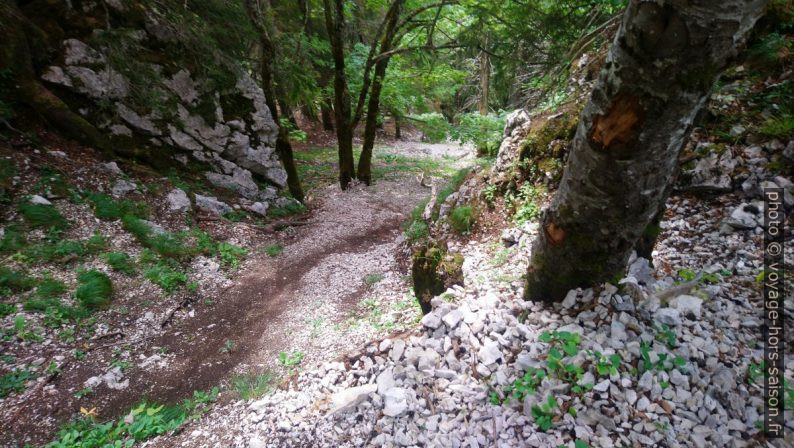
[478,37,490,116]
[277,95,298,128]
[357,0,404,186]
[394,114,401,140]
[323,0,356,189]
[525,0,766,302]
[245,0,305,202]
[320,95,334,131]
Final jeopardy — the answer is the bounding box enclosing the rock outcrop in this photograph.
[20,0,287,205]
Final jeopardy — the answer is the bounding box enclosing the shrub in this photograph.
[24,234,107,264]
[75,270,113,309]
[19,203,67,229]
[449,206,475,233]
[451,112,506,158]
[121,214,152,241]
[409,112,451,143]
[48,386,218,447]
[148,233,194,259]
[85,232,108,253]
[103,252,136,275]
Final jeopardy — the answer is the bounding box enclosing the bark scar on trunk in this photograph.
[588,94,642,155]
[544,222,565,246]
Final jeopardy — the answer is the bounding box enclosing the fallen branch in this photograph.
[160,295,197,328]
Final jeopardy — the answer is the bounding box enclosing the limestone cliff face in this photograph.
[27,0,287,204]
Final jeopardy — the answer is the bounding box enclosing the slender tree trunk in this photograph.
[246,0,304,202]
[277,95,298,128]
[358,0,404,186]
[394,113,401,140]
[525,0,766,302]
[478,52,489,116]
[323,0,356,189]
[320,96,335,131]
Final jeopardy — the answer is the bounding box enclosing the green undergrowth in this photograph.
[85,193,148,221]
[492,326,689,433]
[508,183,546,225]
[74,270,113,309]
[433,168,470,220]
[19,203,68,230]
[403,198,430,244]
[143,259,187,293]
[0,367,38,398]
[232,371,276,400]
[103,252,136,275]
[449,206,476,234]
[263,244,283,257]
[47,388,219,448]
[267,202,306,219]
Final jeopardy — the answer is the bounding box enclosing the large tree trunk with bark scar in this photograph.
[525,0,767,302]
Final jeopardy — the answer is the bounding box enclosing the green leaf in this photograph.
[539,331,552,343]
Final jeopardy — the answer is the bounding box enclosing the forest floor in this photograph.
[0,128,473,446]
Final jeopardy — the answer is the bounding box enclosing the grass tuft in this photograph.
[144,261,187,293]
[86,193,148,221]
[232,372,276,400]
[449,206,476,234]
[75,270,113,309]
[103,252,136,275]
[263,244,283,257]
[0,267,35,295]
[19,203,67,229]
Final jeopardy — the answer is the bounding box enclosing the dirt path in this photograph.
[2,142,471,447]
